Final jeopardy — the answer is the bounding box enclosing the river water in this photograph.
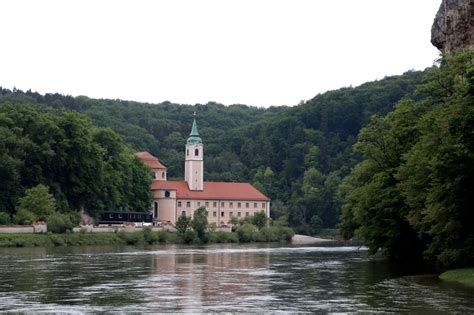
[0,243,472,313]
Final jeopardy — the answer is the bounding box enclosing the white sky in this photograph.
[1,0,441,107]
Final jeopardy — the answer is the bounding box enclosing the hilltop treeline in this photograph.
[0,70,425,233]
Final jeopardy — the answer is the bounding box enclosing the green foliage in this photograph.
[46,213,75,234]
[439,268,474,287]
[339,51,474,268]
[236,223,259,242]
[175,216,191,234]
[0,212,11,225]
[182,229,199,244]
[191,206,208,240]
[17,184,56,221]
[206,231,239,243]
[13,209,36,225]
[0,103,152,218]
[0,70,425,230]
[117,230,144,245]
[252,211,267,229]
[309,215,323,235]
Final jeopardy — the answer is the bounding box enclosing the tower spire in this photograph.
[187,114,202,144]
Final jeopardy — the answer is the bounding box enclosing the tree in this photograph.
[339,51,474,268]
[175,215,191,234]
[191,206,208,240]
[16,184,56,221]
[252,211,267,229]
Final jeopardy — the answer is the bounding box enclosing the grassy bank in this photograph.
[0,226,294,248]
[439,268,474,287]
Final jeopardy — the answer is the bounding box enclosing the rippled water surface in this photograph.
[0,243,473,313]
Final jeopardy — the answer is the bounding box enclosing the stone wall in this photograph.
[0,222,47,234]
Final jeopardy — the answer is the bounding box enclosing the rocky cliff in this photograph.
[431,0,474,52]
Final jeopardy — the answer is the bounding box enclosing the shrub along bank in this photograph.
[0,225,294,248]
[439,268,474,287]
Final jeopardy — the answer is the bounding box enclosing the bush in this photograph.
[0,212,11,225]
[175,216,191,234]
[258,227,277,242]
[207,231,239,243]
[236,223,259,242]
[252,211,267,229]
[275,226,295,241]
[191,207,208,241]
[17,184,56,221]
[143,227,159,244]
[46,213,75,233]
[117,230,144,245]
[13,209,36,225]
[182,229,198,244]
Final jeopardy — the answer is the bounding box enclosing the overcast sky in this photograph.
[1,0,441,107]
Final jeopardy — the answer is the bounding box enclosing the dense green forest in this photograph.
[0,69,426,233]
[339,50,473,269]
[0,103,152,227]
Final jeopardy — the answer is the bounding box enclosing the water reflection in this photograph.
[0,244,472,313]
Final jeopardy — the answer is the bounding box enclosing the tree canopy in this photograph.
[339,51,474,269]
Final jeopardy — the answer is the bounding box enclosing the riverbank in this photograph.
[439,268,474,287]
[0,225,294,247]
[292,234,334,244]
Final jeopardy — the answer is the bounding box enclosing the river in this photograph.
[0,243,472,313]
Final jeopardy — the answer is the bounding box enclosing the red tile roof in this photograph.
[151,180,270,201]
[136,151,167,169]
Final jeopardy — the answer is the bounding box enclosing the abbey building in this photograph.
[137,118,270,226]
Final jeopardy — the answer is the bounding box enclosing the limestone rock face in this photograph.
[431,0,474,53]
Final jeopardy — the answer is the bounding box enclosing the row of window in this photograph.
[180,210,252,218]
[177,201,266,209]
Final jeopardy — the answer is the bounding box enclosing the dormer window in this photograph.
[165,191,170,198]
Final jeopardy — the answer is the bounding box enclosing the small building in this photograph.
[137,118,270,226]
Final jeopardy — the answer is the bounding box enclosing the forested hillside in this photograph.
[0,69,427,232]
[0,104,152,227]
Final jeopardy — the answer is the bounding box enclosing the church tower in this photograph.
[184,116,203,191]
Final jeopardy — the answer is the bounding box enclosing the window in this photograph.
[164,191,170,198]
[181,211,186,217]
[187,149,189,156]
[221,211,224,217]
[178,201,182,207]
[162,172,165,179]
[229,211,233,217]
[195,148,199,156]
[221,202,224,207]
[238,212,241,217]
[237,202,241,208]
[213,202,217,207]
[246,203,249,208]
[246,212,249,217]
[254,203,257,208]
[186,201,191,207]
[205,202,209,207]
[213,211,217,217]
[262,203,265,208]
[197,201,201,207]
[229,202,233,208]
